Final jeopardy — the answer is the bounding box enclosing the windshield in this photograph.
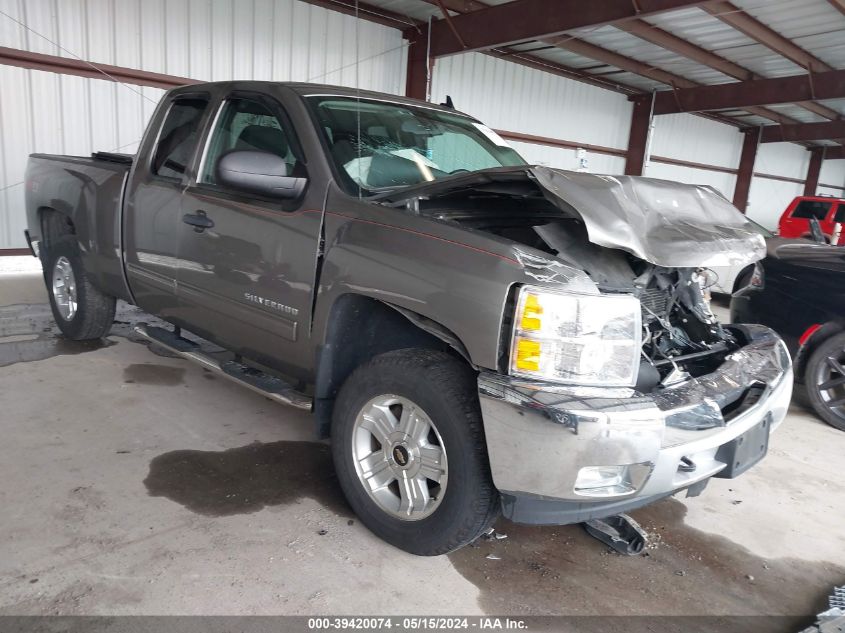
[306,96,526,195]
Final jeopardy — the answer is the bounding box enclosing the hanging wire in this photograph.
[0,9,159,106]
[426,15,432,102]
[306,41,410,84]
[355,0,363,200]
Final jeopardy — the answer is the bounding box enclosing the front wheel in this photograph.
[805,332,845,432]
[44,235,116,340]
[331,349,500,555]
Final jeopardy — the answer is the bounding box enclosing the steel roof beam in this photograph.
[548,37,797,126]
[702,1,833,74]
[758,120,845,143]
[426,0,710,57]
[615,19,842,121]
[418,0,798,127]
[651,68,845,114]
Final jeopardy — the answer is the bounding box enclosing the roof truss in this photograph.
[756,120,845,143]
[426,0,709,57]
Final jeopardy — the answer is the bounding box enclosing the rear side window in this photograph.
[791,200,832,220]
[834,204,845,223]
[152,97,209,179]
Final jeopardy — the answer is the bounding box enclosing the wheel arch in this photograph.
[38,206,76,252]
[795,320,845,382]
[731,263,755,294]
[312,293,475,438]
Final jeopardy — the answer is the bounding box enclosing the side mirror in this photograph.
[216,150,306,199]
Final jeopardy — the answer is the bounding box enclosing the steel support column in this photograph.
[625,97,652,176]
[733,129,759,212]
[404,25,431,101]
[804,149,825,196]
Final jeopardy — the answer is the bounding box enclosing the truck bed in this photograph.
[25,152,135,301]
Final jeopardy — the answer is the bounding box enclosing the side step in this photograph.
[133,323,312,411]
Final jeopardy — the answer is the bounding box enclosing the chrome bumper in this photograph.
[478,325,792,508]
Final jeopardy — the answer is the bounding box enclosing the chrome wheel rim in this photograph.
[815,347,845,423]
[52,256,78,321]
[351,395,447,521]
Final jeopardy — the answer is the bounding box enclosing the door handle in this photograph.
[182,210,215,232]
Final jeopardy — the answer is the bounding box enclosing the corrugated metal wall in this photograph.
[645,113,741,199]
[431,52,844,226]
[646,162,737,203]
[649,114,743,169]
[0,0,407,248]
[507,141,626,175]
[819,160,845,198]
[1,1,843,248]
[430,53,631,174]
[747,143,809,229]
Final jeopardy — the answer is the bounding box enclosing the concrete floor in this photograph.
[0,258,843,628]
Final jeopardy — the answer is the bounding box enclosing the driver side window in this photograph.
[200,97,297,185]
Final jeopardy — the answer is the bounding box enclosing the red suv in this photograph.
[778,195,845,244]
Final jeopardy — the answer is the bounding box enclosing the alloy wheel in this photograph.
[52,256,78,321]
[815,347,845,424]
[351,395,448,521]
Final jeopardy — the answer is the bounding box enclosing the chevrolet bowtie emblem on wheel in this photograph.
[393,446,408,466]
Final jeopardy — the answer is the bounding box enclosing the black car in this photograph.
[731,240,845,431]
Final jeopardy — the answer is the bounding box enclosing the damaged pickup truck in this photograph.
[24,81,792,555]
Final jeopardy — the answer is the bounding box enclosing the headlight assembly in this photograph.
[509,285,642,387]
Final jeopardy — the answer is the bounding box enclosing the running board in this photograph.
[133,323,312,411]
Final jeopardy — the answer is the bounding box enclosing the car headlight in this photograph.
[509,285,642,387]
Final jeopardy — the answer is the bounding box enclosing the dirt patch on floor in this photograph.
[448,498,842,630]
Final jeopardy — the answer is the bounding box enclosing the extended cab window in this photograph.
[200,97,298,185]
[151,97,208,179]
[834,204,845,223]
[306,96,525,194]
[792,200,832,220]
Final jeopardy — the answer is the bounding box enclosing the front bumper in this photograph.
[477,325,792,524]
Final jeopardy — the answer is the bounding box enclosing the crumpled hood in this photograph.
[377,166,766,268]
[532,167,765,268]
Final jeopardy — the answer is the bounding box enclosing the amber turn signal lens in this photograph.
[514,338,541,371]
[520,293,543,331]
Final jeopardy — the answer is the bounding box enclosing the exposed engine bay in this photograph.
[446,209,740,393]
[377,170,761,394]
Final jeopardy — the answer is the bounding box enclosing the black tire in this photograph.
[331,349,500,555]
[43,235,116,340]
[732,267,753,294]
[804,331,845,432]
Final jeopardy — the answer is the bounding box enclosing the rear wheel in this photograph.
[44,236,116,340]
[331,349,500,555]
[805,332,845,431]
